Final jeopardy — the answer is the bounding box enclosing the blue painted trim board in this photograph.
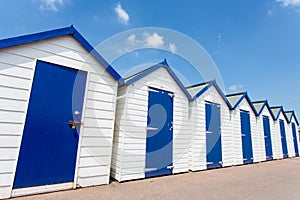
[0,25,123,84]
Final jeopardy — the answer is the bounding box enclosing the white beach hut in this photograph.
[111,60,192,182]
[285,111,299,157]
[226,92,259,165]
[0,26,122,199]
[270,106,290,159]
[252,100,277,161]
[187,80,233,170]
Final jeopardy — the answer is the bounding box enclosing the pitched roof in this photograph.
[0,25,123,84]
[226,92,258,115]
[186,80,232,109]
[123,59,192,100]
[285,110,299,125]
[270,106,289,121]
[252,100,275,119]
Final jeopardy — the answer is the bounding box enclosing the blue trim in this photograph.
[252,100,276,120]
[270,106,289,122]
[285,110,299,125]
[228,92,258,116]
[124,60,193,100]
[0,25,123,84]
[192,80,232,109]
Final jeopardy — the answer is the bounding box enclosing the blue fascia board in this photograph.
[193,80,233,109]
[271,106,289,122]
[232,92,258,116]
[0,25,123,84]
[164,65,193,100]
[0,26,74,49]
[285,110,299,125]
[254,100,276,120]
[124,63,162,86]
[255,100,267,116]
[124,60,193,100]
[264,100,276,120]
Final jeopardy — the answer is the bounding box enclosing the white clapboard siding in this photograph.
[290,117,300,156]
[189,85,233,171]
[273,118,284,159]
[257,107,276,161]
[111,67,190,182]
[277,113,288,159]
[231,99,258,164]
[285,121,295,157]
[0,35,118,199]
[231,109,243,166]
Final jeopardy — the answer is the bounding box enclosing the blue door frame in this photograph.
[145,88,173,178]
[263,116,273,160]
[291,123,299,157]
[13,61,87,189]
[205,102,222,169]
[279,120,289,158]
[240,110,253,164]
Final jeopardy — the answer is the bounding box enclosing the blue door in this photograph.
[263,116,273,160]
[291,123,299,157]
[13,61,87,189]
[240,111,253,164]
[145,88,173,178]
[279,120,288,158]
[205,103,222,169]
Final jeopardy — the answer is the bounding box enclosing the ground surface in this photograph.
[14,157,300,200]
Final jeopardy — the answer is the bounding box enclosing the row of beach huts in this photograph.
[0,26,299,199]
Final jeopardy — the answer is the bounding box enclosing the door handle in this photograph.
[68,121,84,129]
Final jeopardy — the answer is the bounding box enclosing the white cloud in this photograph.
[127,34,136,44]
[229,85,243,91]
[217,33,222,44]
[144,32,164,48]
[276,0,300,7]
[267,9,273,16]
[114,3,129,25]
[40,0,64,12]
[168,43,177,53]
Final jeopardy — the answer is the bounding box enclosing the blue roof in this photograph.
[252,100,275,120]
[0,25,123,84]
[124,59,192,100]
[186,80,232,109]
[270,106,289,122]
[284,110,299,125]
[226,92,258,115]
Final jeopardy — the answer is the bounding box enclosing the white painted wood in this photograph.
[290,117,300,156]
[11,183,73,197]
[189,86,233,171]
[0,35,118,198]
[231,98,258,165]
[111,67,190,182]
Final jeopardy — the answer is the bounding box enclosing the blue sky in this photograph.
[1,0,300,117]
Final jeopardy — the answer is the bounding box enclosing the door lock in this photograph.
[68,121,84,129]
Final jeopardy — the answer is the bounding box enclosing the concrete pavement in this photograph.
[14,157,300,200]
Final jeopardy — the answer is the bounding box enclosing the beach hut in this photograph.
[226,92,259,165]
[285,111,299,157]
[111,60,192,182]
[0,26,122,198]
[270,106,291,158]
[187,80,233,170]
[252,100,276,161]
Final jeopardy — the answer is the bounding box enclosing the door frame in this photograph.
[263,115,273,160]
[11,60,89,196]
[279,119,288,158]
[240,109,253,164]
[205,101,222,169]
[145,86,174,177]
